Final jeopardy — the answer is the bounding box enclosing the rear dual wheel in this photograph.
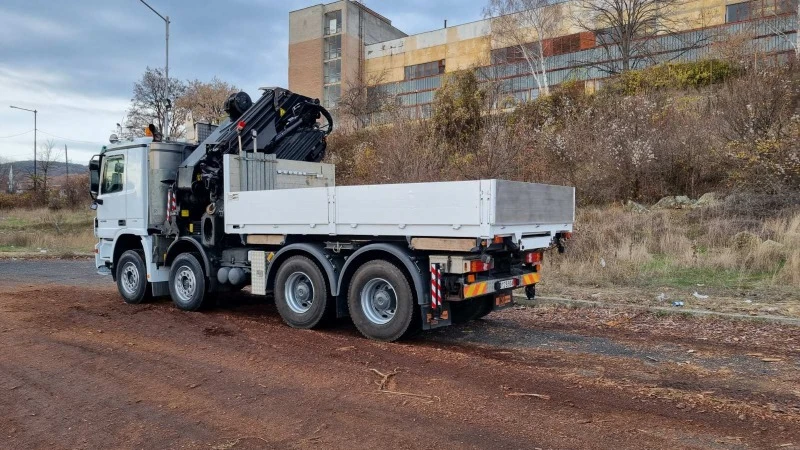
[348,260,416,342]
[274,256,333,329]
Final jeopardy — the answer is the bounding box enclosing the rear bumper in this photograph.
[462,272,540,299]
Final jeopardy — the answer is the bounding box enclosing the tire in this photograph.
[116,250,151,304]
[274,256,332,329]
[169,252,207,311]
[348,260,415,342]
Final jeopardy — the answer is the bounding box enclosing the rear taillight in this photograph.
[525,251,543,264]
[469,260,492,272]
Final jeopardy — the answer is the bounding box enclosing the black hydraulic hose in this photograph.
[317,104,334,135]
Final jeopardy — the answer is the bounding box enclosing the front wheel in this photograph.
[116,250,151,304]
[169,253,207,311]
[348,260,416,342]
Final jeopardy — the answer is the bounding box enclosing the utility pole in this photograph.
[9,105,37,189]
[64,144,69,182]
[140,0,171,139]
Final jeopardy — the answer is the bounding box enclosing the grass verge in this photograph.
[0,208,95,257]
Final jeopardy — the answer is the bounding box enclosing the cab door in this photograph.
[96,150,127,239]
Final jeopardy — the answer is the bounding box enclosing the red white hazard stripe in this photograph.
[430,263,442,309]
[166,189,177,220]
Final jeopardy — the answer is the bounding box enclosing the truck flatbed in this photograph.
[223,155,575,243]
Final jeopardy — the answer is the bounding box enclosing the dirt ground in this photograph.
[1,271,799,449]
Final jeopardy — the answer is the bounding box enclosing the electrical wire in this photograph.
[38,130,104,145]
[0,129,34,139]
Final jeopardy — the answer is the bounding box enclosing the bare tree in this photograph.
[0,156,9,193]
[36,139,62,192]
[336,71,395,130]
[176,77,239,125]
[575,0,690,74]
[763,0,800,59]
[484,0,565,96]
[125,67,188,138]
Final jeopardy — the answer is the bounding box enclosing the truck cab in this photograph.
[90,139,192,299]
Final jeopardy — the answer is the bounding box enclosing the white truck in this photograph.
[90,88,574,341]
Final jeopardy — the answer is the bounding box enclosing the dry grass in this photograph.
[541,205,800,295]
[0,208,95,256]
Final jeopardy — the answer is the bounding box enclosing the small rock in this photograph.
[624,200,648,213]
[653,195,695,210]
[733,231,761,251]
[693,292,709,300]
[692,192,719,208]
[758,240,785,258]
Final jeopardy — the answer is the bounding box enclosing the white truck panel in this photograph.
[335,181,482,227]
[226,188,330,232]
[223,155,574,241]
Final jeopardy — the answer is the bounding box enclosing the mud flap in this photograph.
[421,303,452,330]
[492,292,515,312]
[151,281,169,297]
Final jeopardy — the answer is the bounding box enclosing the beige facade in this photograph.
[362,0,736,84]
[291,0,797,114]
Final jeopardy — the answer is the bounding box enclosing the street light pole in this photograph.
[9,105,37,188]
[139,0,171,139]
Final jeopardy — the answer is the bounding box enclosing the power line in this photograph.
[37,130,104,146]
[0,129,34,139]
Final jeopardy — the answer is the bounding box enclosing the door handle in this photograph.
[118,220,126,226]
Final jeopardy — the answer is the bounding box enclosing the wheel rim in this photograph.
[285,272,314,314]
[360,278,397,325]
[120,262,140,295]
[174,265,197,303]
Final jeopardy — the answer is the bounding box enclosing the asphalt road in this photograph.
[1,259,799,449]
[0,259,106,286]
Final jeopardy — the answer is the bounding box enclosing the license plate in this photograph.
[495,293,512,307]
[497,279,515,290]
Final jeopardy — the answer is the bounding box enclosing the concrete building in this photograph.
[288,0,406,108]
[289,0,798,117]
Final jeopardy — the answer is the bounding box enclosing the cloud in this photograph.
[0,0,484,163]
[0,6,75,43]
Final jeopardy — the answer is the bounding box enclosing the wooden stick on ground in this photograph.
[370,368,399,391]
[505,392,551,400]
[369,368,440,402]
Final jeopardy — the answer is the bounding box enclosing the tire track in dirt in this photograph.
[1,284,799,449]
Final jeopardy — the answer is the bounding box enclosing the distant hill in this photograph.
[0,160,88,178]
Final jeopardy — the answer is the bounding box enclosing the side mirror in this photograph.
[89,154,102,199]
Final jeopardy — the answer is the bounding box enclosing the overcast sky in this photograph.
[0,0,481,164]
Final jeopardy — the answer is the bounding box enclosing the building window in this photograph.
[324,34,341,60]
[548,33,582,56]
[404,60,445,80]
[751,0,798,16]
[323,85,341,108]
[324,10,342,36]
[324,59,341,85]
[726,2,751,22]
[778,0,798,14]
[491,44,540,64]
